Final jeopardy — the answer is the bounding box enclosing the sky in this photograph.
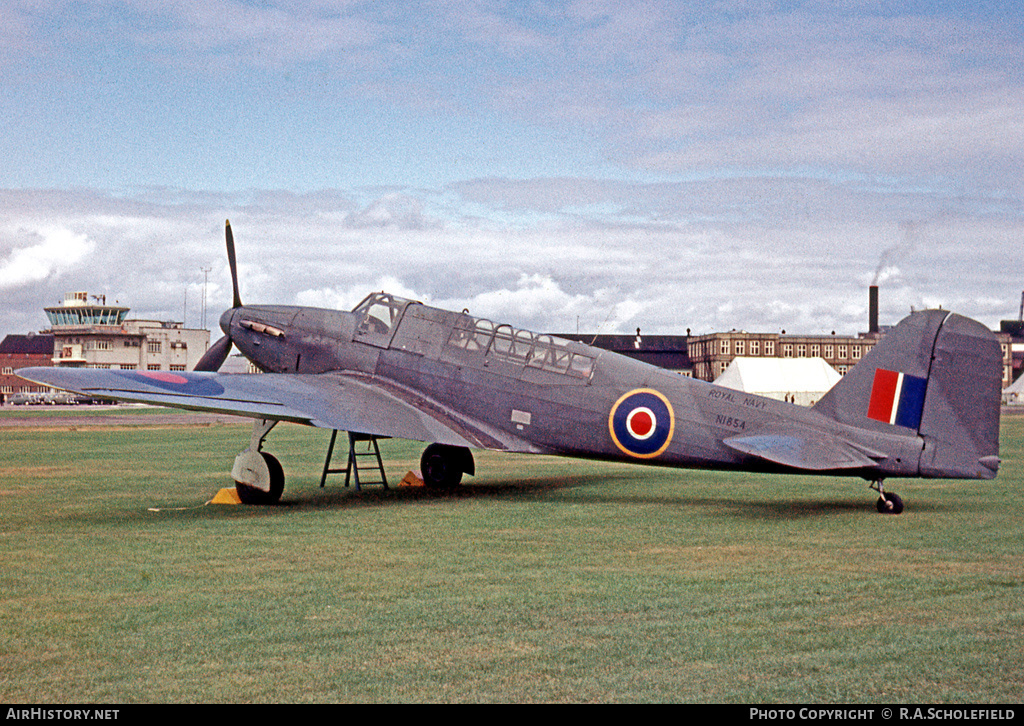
[2,0,1023,342]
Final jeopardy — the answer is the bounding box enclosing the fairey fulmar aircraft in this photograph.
[21,223,1002,513]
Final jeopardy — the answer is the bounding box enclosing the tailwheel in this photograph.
[420,443,473,490]
[876,491,904,515]
[870,479,904,515]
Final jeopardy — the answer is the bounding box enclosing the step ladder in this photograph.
[320,431,389,490]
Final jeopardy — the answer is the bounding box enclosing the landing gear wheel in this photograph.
[234,451,285,505]
[876,491,904,515]
[420,443,466,490]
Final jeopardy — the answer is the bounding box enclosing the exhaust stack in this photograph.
[869,285,880,334]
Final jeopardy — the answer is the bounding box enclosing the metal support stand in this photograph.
[320,431,389,490]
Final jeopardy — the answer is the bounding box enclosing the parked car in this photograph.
[9,392,42,405]
[39,391,79,405]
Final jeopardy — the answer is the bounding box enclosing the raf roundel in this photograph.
[608,389,675,459]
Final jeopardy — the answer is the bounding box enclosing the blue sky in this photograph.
[2,0,1023,340]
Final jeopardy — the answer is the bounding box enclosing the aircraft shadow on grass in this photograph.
[226,474,948,520]
[61,470,948,529]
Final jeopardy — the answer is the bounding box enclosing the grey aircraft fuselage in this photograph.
[223,293,925,481]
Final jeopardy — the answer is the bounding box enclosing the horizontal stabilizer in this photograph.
[723,429,881,471]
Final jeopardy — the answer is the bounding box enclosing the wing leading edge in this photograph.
[17,367,528,452]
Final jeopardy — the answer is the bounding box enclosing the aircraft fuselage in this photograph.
[223,294,925,480]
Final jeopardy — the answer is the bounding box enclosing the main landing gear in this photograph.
[231,419,285,505]
[228,421,476,505]
[420,443,475,490]
[869,478,904,515]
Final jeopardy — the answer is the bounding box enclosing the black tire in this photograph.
[876,491,904,514]
[420,443,464,490]
[236,452,285,504]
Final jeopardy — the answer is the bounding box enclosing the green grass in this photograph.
[1,411,1022,703]
[0,404,160,419]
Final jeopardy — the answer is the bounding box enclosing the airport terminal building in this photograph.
[44,292,210,371]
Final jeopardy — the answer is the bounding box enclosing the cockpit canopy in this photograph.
[447,315,595,378]
[352,291,595,379]
[352,292,415,337]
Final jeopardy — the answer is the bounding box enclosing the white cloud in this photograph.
[343,194,442,230]
[295,276,424,311]
[0,226,95,290]
[1,180,1021,345]
[458,273,592,321]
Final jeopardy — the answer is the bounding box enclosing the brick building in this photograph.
[0,334,54,403]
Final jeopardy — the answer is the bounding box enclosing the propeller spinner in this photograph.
[193,220,241,372]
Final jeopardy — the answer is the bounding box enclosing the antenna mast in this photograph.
[201,267,212,329]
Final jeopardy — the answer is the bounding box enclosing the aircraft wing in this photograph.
[17,367,526,452]
[722,427,882,471]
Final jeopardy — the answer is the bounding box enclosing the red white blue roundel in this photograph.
[608,389,675,459]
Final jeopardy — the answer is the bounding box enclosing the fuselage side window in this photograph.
[471,319,496,351]
[446,316,496,352]
[527,335,554,368]
[568,353,595,378]
[447,317,476,350]
[490,324,515,357]
[490,325,533,364]
[546,343,573,373]
[444,314,593,379]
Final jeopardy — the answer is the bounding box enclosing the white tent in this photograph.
[1003,374,1024,405]
[714,357,842,407]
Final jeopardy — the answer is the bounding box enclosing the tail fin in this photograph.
[813,309,1002,479]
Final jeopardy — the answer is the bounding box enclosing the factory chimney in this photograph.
[869,285,879,334]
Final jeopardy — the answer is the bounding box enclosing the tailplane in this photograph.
[813,309,1002,479]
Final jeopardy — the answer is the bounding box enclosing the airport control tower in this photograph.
[43,291,210,371]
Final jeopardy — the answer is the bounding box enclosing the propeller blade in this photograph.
[193,334,233,372]
[226,219,242,309]
[193,221,243,372]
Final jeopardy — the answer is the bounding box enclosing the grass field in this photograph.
[1,410,1022,703]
